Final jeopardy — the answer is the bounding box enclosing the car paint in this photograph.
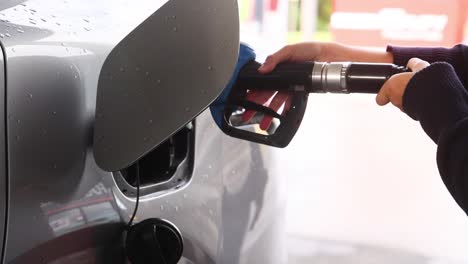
[0,38,5,263]
[0,0,286,263]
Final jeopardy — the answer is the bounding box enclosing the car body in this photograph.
[0,0,287,263]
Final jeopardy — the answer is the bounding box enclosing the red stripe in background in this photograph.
[269,0,278,11]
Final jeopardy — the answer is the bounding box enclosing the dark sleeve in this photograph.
[387,44,468,88]
[402,62,468,215]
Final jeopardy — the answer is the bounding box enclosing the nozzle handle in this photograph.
[237,61,316,92]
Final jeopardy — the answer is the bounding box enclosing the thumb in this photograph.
[376,85,390,106]
[407,58,430,72]
[258,55,278,73]
[258,46,293,73]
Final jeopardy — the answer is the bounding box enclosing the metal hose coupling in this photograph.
[311,61,409,94]
[311,62,351,94]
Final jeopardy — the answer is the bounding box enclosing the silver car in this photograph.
[0,0,287,263]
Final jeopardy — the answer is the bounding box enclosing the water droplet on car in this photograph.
[15,135,20,141]
[208,164,213,169]
[185,107,190,112]
[135,67,140,72]
[183,194,188,198]
[209,209,213,215]
[119,67,125,72]
[160,205,165,211]
[156,79,161,84]
[148,119,153,124]
[16,29,24,33]
[56,22,61,26]
[84,27,91,31]
[6,33,11,37]
[207,66,213,70]
[52,111,57,115]
[29,21,36,25]
[41,18,47,22]
[52,164,57,169]
[0,34,4,38]
[11,48,15,53]
[173,27,177,32]
[172,15,176,19]
[143,137,148,141]
[145,72,150,77]
[175,206,179,212]
[28,93,33,99]
[16,119,20,124]
[83,18,90,23]
[61,42,65,46]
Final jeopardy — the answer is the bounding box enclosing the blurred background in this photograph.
[238,0,468,263]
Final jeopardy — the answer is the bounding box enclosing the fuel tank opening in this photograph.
[113,122,194,197]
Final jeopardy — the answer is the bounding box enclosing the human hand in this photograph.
[257,42,327,73]
[241,42,326,130]
[376,58,430,110]
[257,41,393,74]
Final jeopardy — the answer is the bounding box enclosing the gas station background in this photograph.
[237,0,468,263]
[239,0,468,46]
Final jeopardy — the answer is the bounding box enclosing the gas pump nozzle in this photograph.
[213,46,409,148]
[237,61,409,94]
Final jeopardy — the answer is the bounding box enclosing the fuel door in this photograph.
[94,0,240,172]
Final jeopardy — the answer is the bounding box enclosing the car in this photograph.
[0,0,287,263]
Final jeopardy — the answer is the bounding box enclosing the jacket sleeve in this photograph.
[402,61,468,215]
[388,44,468,88]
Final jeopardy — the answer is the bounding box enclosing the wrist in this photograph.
[339,43,393,63]
[319,42,344,61]
[318,42,394,63]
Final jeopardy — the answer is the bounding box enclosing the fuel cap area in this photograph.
[126,218,184,264]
